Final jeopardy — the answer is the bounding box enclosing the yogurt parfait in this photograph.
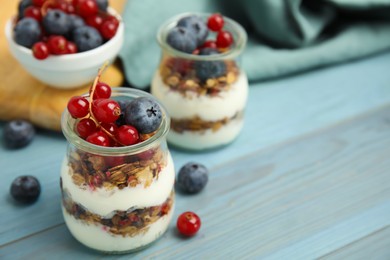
[152,13,248,150]
[61,68,174,253]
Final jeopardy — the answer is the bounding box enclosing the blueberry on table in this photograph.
[73,26,103,52]
[177,15,209,45]
[10,176,41,204]
[167,26,197,53]
[177,162,209,194]
[42,10,71,36]
[3,120,35,149]
[125,97,162,134]
[13,18,41,48]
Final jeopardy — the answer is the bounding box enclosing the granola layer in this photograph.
[62,189,174,237]
[159,58,240,97]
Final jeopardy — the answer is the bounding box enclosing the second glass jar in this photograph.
[152,13,248,150]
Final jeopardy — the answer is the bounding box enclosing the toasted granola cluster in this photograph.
[159,58,240,97]
[67,146,165,190]
[62,189,174,237]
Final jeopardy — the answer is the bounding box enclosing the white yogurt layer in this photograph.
[62,203,174,253]
[151,71,248,121]
[61,153,175,216]
[168,118,243,150]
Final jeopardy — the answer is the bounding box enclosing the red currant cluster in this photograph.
[202,13,233,50]
[67,69,139,147]
[19,0,119,60]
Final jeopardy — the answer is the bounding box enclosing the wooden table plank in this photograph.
[2,103,390,259]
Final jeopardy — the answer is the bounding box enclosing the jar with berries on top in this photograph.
[151,13,248,151]
[61,68,175,253]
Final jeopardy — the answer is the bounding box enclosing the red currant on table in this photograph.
[216,31,233,48]
[86,131,111,146]
[76,0,98,18]
[47,36,68,55]
[116,125,139,146]
[92,82,111,99]
[92,99,121,123]
[201,40,217,49]
[67,96,90,118]
[100,20,119,40]
[86,15,104,29]
[66,41,78,54]
[177,211,201,237]
[24,6,42,22]
[76,118,97,139]
[207,13,224,32]
[32,42,50,60]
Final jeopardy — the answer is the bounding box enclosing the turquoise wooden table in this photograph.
[1,51,390,259]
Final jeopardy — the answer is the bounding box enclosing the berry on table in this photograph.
[177,212,201,237]
[73,25,103,52]
[14,18,41,48]
[47,35,68,55]
[177,15,208,45]
[177,162,208,193]
[125,97,162,134]
[10,176,41,204]
[3,120,35,149]
[42,10,71,36]
[207,13,224,32]
[76,118,97,138]
[67,96,90,118]
[116,125,139,145]
[167,26,197,54]
[216,30,233,48]
[24,6,42,22]
[32,42,50,60]
[100,20,119,40]
[92,99,121,123]
[86,130,111,146]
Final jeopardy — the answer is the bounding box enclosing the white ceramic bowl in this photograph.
[4,8,124,89]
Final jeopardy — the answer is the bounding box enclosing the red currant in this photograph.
[104,15,119,26]
[47,36,68,55]
[201,40,217,49]
[92,99,121,123]
[32,0,45,7]
[86,131,110,146]
[216,31,233,48]
[116,125,139,146]
[177,212,201,236]
[32,42,50,60]
[207,13,224,32]
[101,122,118,136]
[86,15,104,29]
[67,96,90,118]
[91,82,111,99]
[76,118,97,139]
[100,20,118,40]
[66,41,78,54]
[105,156,125,167]
[66,3,76,14]
[76,0,98,18]
[55,1,68,12]
[24,6,42,22]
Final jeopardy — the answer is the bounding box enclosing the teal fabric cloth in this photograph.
[119,0,390,88]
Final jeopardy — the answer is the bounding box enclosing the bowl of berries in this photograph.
[5,0,124,89]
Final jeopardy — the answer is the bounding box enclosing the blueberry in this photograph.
[96,0,109,11]
[10,176,41,204]
[125,97,162,134]
[195,60,226,82]
[166,26,197,53]
[18,0,32,19]
[199,48,219,56]
[177,162,208,194]
[115,100,131,126]
[73,26,103,52]
[3,120,35,149]
[68,14,85,32]
[177,15,208,45]
[13,18,41,48]
[42,10,71,36]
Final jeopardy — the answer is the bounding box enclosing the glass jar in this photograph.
[151,13,248,150]
[60,88,175,254]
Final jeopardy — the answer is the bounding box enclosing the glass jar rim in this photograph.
[61,88,170,156]
[156,12,247,61]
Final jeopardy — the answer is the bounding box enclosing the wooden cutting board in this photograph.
[0,0,126,131]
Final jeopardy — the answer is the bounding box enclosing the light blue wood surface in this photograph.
[1,52,390,259]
